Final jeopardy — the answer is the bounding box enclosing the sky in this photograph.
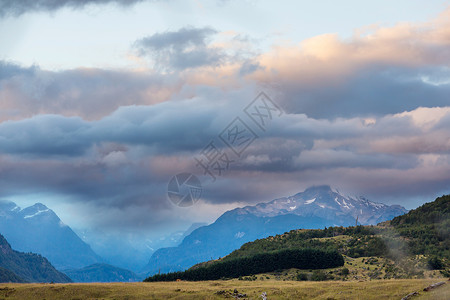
[1,0,450,237]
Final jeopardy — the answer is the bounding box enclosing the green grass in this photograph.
[0,279,447,300]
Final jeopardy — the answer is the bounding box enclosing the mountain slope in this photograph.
[389,194,449,258]
[65,263,141,282]
[159,194,448,282]
[227,195,449,261]
[79,222,208,272]
[0,201,102,270]
[0,234,71,283]
[142,186,407,275]
[0,267,26,283]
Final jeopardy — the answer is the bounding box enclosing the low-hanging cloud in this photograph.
[1,101,450,230]
[2,7,450,232]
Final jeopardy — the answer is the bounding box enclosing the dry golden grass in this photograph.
[0,279,447,300]
[416,281,449,300]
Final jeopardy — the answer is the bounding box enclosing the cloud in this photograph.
[2,7,450,232]
[0,61,37,79]
[0,0,146,17]
[0,115,89,156]
[249,8,450,118]
[0,61,181,122]
[136,27,217,51]
[0,101,223,157]
[1,99,449,230]
[1,100,449,189]
[134,27,224,71]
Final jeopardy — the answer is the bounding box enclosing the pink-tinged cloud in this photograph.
[0,65,182,122]
[252,8,450,84]
[1,7,450,232]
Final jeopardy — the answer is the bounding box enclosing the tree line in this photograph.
[144,248,344,282]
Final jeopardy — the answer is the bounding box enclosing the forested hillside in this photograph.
[145,248,343,281]
[389,195,449,258]
[222,195,449,264]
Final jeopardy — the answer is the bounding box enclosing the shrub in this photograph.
[311,270,328,281]
[341,267,349,276]
[296,273,308,281]
[428,256,444,270]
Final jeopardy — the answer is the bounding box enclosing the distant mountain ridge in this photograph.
[0,200,102,270]
[241,185,407,225]
[65,263,141,283]
[77,222,208,272]
[164,195,450,282]
[0,234,71,283]
[142,185,407,275]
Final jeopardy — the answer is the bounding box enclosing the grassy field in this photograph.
[0,279,447,300]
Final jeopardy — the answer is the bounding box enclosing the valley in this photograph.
[2,2,450,299]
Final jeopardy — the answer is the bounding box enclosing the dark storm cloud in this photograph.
[0,100,404,157]
[1,57,449,214]
[275,66,450,119]
[0,0,146,17]
[0,150,176,232]
[134,27,224,70]
[235,148,418,173]
[1,7,450,231]
[1,93,448,163]
[0,115,89,156]
[0,101,225,156]
[1,98,449,228]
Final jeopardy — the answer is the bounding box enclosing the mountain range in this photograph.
[77,222,207,272]
[0,185,409,281]
[64,263,141,282]
[0,233,71,283]
[145,194,449,282]
[142,185,407,275]
[0,199,207,281]
[0,200,102,270]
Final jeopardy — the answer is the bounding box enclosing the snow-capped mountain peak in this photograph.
[18,203,57,221]
[0,200,102,269]
[143,185,408,275]
[23,208,50,219]
[239,185,407,225]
